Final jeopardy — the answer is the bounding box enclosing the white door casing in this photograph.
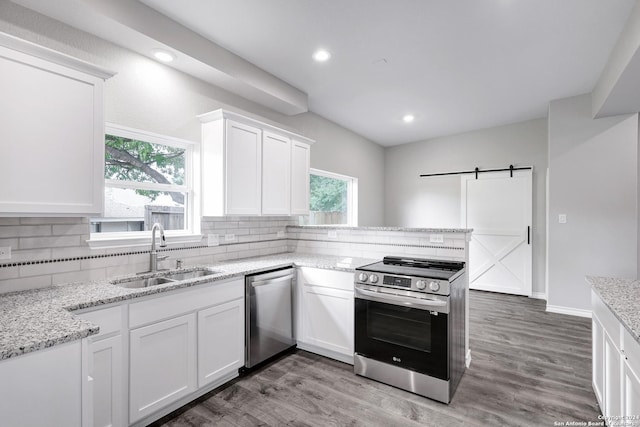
[461,169,533,296]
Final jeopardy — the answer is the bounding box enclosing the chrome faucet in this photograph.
[149,222,168,272]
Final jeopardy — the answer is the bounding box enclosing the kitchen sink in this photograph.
[112,276,176,289]
[110,269,219,289]
[162,269,218,281]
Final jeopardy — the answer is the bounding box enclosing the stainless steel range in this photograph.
[354,256,466,404]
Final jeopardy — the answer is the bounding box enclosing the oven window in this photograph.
[367,303,432,352]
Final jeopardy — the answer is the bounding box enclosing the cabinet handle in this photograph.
[527,226,530,245]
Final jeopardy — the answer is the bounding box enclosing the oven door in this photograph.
[354,287,449,380]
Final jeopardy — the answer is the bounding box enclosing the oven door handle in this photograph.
[355,287,448,313]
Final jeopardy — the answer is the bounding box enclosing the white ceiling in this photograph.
[14,0,637,146]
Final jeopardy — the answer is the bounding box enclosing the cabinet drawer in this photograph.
[592,290,622,349]
[129,278,244,328]
[77,305,123,338]
[300,267,354,291]
[623,329,640,375]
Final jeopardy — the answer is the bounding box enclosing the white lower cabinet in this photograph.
[78,305,125,427]
[592,290,640,419]
[129,314,197,423]
[296,267,354,364]
[88,335,124,427]
[0,341,82,427]
[198,298,245,387]
[622,328,640,417]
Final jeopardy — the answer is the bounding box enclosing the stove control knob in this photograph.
[369,274,379,283]
[358,272,369,282]
[416,280,427,290]
[429,281,441,292]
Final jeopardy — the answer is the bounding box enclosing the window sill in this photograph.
[86,233,203,249]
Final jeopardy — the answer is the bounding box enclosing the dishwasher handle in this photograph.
[250,274,294,287]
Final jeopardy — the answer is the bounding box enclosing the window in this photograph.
[303,169,358,226]
[89,124,200,246]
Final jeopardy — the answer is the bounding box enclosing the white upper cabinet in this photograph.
[262,131,291,215]
[291,140,311,215]
[0,33,114,216]
[199,109,313,217]
[224,120,263,215]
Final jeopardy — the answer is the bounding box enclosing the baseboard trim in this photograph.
[530,292,547,300]
[546,304,592,318]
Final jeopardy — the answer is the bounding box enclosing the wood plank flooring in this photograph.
[151,290,601,427]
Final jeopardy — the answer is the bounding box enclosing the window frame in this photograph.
[307,168,358,226]
[87,123,201,248]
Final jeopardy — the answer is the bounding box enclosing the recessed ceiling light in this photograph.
[312,49,331,62]
[152,49,174,63]
[403,114,415,123]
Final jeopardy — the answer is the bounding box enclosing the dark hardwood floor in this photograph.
[152,290,601,427]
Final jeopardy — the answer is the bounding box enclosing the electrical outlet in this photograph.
[559,214,567,224]
[225,233,236,242]
[277,230,286,238]
[328,230,338,238]
[207,234,219,247]
[429,234,444,244]
[0,246,11,260]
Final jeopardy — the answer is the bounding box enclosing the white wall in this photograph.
[0,1,384,226]
[384,118,548,296]
[547,93,638,313]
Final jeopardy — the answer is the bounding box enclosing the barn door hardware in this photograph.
[419,165,532,178]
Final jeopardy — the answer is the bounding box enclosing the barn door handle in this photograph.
[527,226,530,245]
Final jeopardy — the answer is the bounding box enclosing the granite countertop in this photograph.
[0,253,375,361]
[289,225,473,233]
[587,276,640,344]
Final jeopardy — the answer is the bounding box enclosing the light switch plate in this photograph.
[0,246,11,260]
[429,234,444,244]
[328,230,338,238]
[225,233,236,242]
[559,214,567,224]
[277,230,286,238]
[207,234,219,247]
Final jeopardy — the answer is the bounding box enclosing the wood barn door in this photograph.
[461,169,532,296]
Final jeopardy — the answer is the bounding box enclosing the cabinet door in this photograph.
[592,316,604,408]
[0,342,82,427]
[291,140,310,215]
[623,360,640,417]
[301,285,354,357]
[262,132,291,215]
[0,43,106,215]
[604,332,623,417]
[225,119,262,215]
[197,298,245,388]
[129,314,197,423]
[90,335,124,427]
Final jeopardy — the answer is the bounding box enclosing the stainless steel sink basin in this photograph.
[110,269,219,288]
[162,269,218,281]
[111,276,176,289]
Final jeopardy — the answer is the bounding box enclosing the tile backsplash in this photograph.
[0,216,295,294]
[0,217,469,295]
[287,226,468,261]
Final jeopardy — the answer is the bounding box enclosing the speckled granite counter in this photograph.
[588,276,640,344]
[0,253,375,361]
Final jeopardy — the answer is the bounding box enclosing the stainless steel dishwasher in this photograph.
[245,267,296,368]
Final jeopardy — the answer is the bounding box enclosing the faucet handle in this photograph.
[157,255,170,262]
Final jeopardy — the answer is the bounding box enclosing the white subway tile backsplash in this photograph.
[20,235,81,249]
[0,275,51,293]
[20,217,84,225]
[20,260,81,278]
[0,266,19,280]
[52,224,90,235]
[0,225,52,238]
